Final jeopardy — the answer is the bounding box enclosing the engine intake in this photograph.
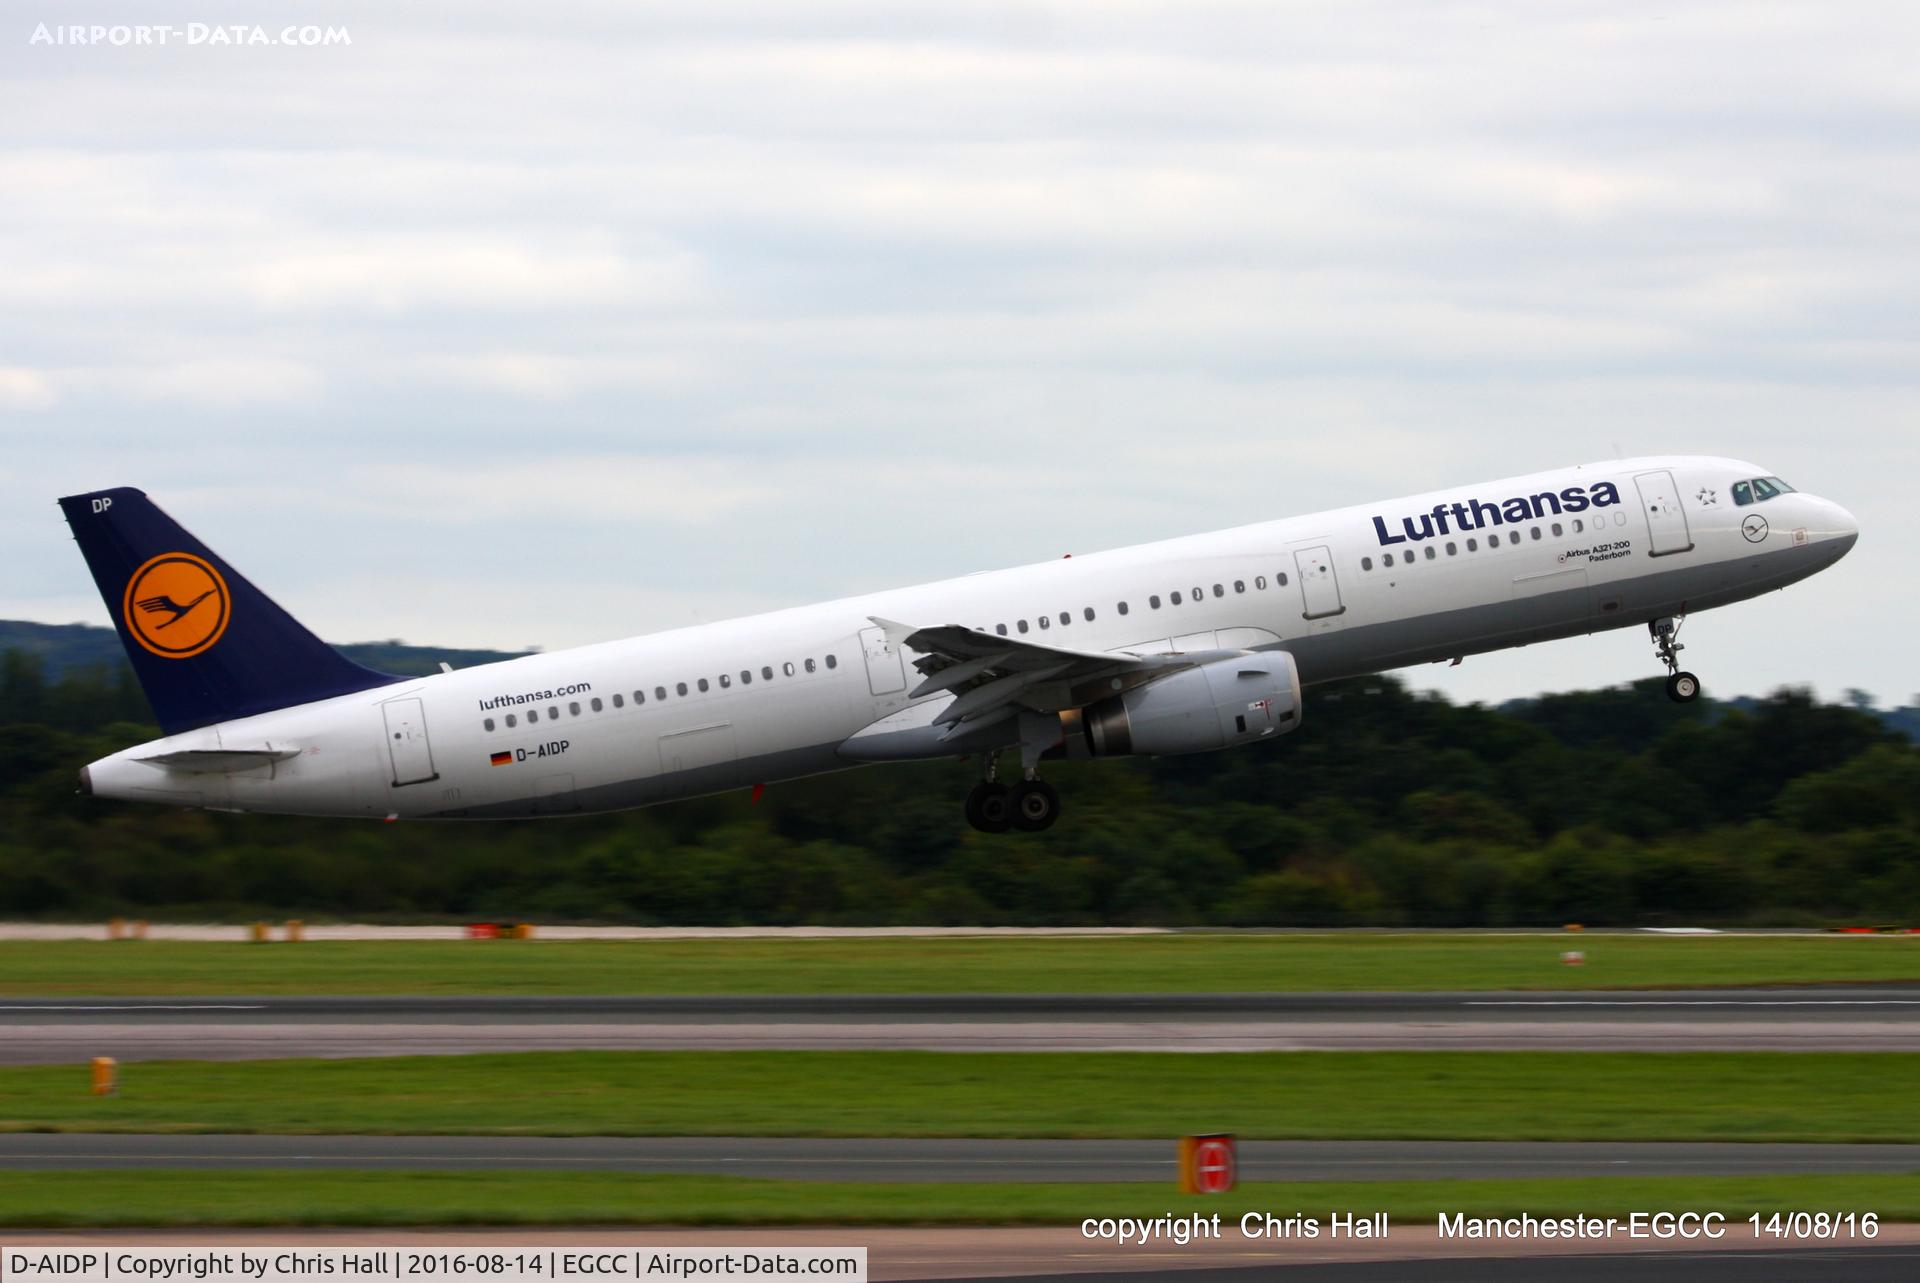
[1071,651,1301,757]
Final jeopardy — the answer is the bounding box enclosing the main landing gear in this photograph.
[964,754,1060,833]
[1651,616,1701,704]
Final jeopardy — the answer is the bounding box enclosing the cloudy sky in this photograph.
[3,2,1915,707]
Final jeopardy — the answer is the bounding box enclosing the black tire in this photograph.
[1011,778,1060,832]
[965,782,1012,833]
[1666,671,1701,703]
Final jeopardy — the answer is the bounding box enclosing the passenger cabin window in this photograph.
[1059,612,1070,626]
[1361,556,1373,570]
[826,654,838,669]
[527,709,538,723]
[484,717,495,732]
[548,705,558,720]
[1171,591,1183,605]
[1038,615,1050,629]
[1017,620,1030,633]
[676,682,688,696]
[1551,522,1563,536]
[805,658,817,673]
[1446,542,1457,555]
[1084,607,1095,621]
[589,698,602,712]
[1277,572,1290,586]
[762,666,773,680]
[1192,586,1202,600]
[697,678,709,693]
[1530,527,1542,540]
[1424,546,1436,560]
[505,714,517,727]
[1508,531,1520,545]
[782,663,794,677]
[1149,595,1161,609]
[1117,601,1129,615]
[1212,584,1224,597]
[1402,550,1414,564]
[1233,580,1244,593]
[1255,576,1266,589]
[741,670,752,684]
[1465,539,1477,552]
[718,674,730,689]
[995,624,1008,636]
[655,686,666,701]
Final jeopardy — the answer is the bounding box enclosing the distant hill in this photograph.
[0,619,533,681]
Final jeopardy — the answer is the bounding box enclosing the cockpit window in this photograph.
[1734,476,1794,506]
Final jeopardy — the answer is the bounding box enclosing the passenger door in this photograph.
[381,697,438,787]
[1293,545,1346,620]
[1634,470,1695,557]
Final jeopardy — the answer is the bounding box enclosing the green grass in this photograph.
[7,1051,1917,1141]
[1,1171,1916,1227]
[3,934,1916,996]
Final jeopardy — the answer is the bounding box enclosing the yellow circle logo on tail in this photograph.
[123,552,230,659]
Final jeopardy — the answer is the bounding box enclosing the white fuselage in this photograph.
[83,456,1858,819]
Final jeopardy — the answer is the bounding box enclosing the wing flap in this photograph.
[871,614,1177,729]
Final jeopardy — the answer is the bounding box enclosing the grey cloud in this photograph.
[2,2,1915,704]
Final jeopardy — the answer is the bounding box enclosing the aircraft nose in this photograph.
[1824,500,1859,555]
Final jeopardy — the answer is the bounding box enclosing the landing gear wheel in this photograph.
[965,782,1012,833]
[1010,779,1061,832]
[1650,617,1700,704]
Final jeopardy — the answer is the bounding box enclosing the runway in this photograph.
[3,988,1918,1061]
[7,1227,1918,1281]
[4,1134,1919,1181]
[1010,1248,1920,1281]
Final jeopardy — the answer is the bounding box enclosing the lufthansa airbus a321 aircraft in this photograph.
[60,457,1856,832]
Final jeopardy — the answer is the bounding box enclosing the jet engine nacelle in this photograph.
[1068,651,1302,758]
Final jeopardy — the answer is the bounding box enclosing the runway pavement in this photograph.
[3,1135,1919,1181]
[1010,1248,1920,1281]
[2,989,1918,1061]
[8,1227,1919,1281]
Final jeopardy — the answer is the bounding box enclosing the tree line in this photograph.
[2,638,1917,925]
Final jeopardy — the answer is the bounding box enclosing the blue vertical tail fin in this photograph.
[57,487,399,735]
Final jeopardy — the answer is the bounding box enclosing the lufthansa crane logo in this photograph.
[123,552,230,658]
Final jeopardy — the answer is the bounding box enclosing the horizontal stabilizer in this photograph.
[137,748,300,774]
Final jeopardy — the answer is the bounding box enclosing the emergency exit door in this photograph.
[1634,470,1695,557]
[382,697,439,787]
[1293,545,1346,620]
[858,625,906,695]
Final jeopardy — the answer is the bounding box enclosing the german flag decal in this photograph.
[489,751,513,766]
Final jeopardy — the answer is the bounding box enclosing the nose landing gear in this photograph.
[1651,616,1701,704]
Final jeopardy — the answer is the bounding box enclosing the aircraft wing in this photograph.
[868,615,1178,736]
